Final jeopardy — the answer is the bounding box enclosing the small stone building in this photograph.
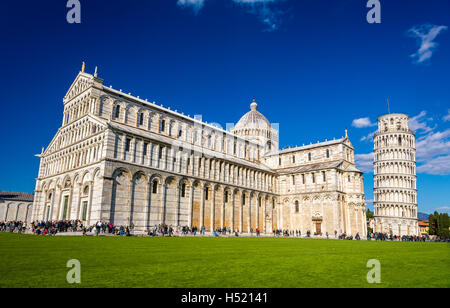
[0,191,34,222]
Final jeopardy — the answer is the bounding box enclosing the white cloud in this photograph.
[360,131,376,142]
[352,117,376,128]
[443,109,450,122]
[177,0,206,14]
[417,155,450,175]
[409,110,435,133]
[355,153,374,174]
[352,117,376,142]
[408,24,448,64]
[407,109,450,175]
[232,0,285,32]
[177,0,285,31]
[416,129,450,160]
[435,206,450,213]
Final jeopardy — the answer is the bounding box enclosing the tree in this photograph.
[366,209,374,219]
[428,212,450,237]
[428,213,436,235]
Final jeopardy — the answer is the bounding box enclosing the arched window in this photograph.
[205,187,209,200]
[114,105,120,119]
[143,142,148,156]
[398,136,402,145]
[181,183,186,198]
[152,180,158,194]
[295,201,299,213]
[125,138,131,152]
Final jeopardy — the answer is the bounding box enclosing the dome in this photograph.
[234,101,272,130]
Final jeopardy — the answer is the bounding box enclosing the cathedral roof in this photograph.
[0,191,34,202]
[264,138,347,157]
[277,160,345,174]
[234,101,272,130]
[277,160,362,174]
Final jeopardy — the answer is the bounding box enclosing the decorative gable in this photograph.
[64,72,94,102]
[42,115,108,157]
[343,137,354,149]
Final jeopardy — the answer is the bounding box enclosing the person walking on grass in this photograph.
[96,221,102,236]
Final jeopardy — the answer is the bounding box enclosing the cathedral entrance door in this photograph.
[62,195,69,220]
[312,213,323,235]
[315,222,322,235]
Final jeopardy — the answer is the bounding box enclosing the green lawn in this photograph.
[0,233,448,288]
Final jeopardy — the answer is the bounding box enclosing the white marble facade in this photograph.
[31,68,367,236]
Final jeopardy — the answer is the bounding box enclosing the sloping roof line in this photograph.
[279,138,346,154]
[0,191,34,202]
[278,160,345,174]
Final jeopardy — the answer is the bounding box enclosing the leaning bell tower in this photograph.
[373,113,419,236]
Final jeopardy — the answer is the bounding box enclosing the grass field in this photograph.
[0,233,448,288]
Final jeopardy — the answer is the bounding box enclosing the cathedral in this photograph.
[31,66,367,236]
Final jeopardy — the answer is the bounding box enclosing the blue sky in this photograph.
[0,0,449,214]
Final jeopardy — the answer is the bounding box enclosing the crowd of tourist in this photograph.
[30,220,83,235]
[0,221,27,233]
[0,220,134,237]
[1,220,448,242]
[148,224,174,236]
[366,232,433,242]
